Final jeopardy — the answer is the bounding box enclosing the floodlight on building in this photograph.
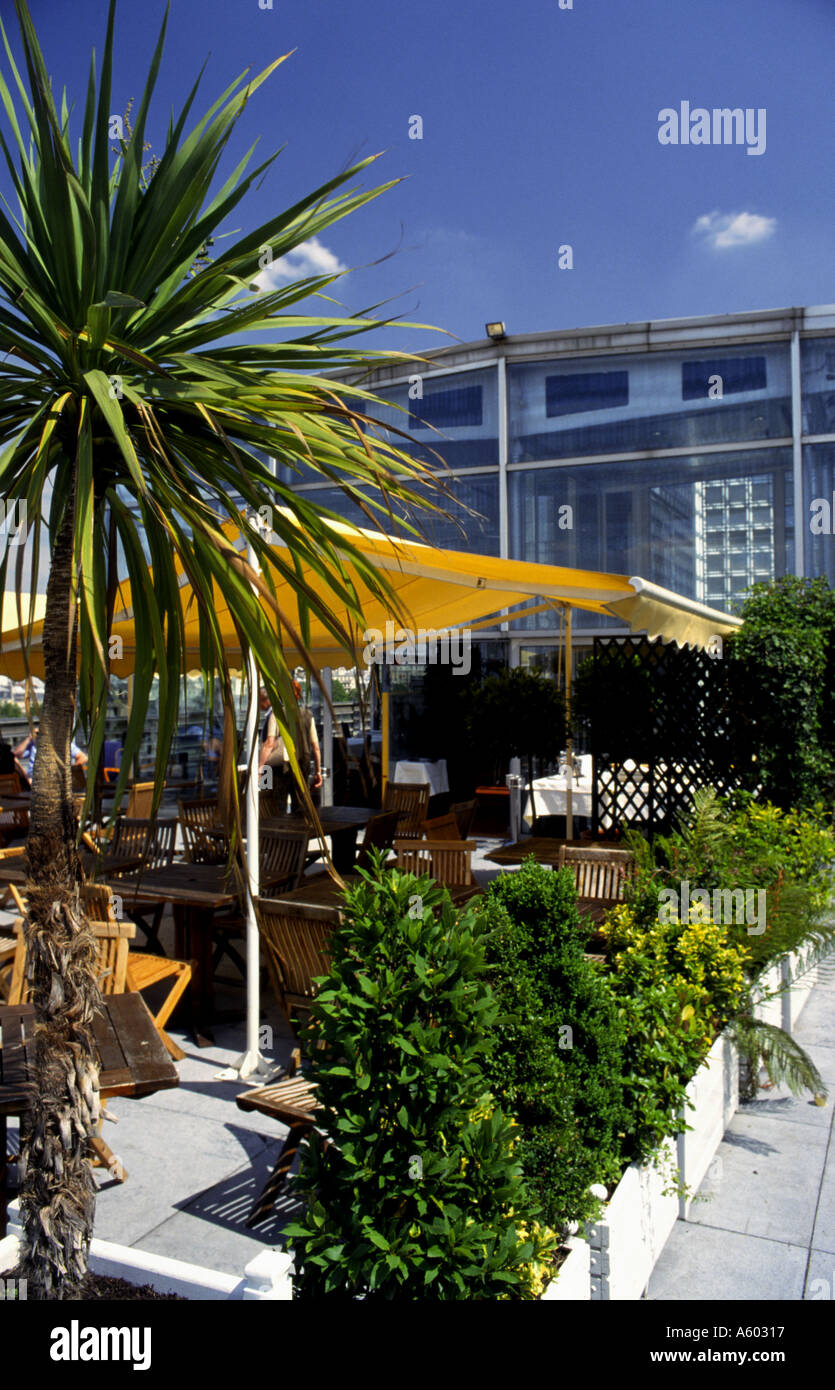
[485,321,506,341]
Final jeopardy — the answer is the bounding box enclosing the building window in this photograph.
[409,385,483,430]
[545,370,629,418]
[682,357,767,400]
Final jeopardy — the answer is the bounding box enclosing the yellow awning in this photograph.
[0,512,741,678]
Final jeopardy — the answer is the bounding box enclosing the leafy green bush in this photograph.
[285,857,553,1300]
[607,792,832,1118]
[479,859,628,1232]
[724,575,835,808]
[650,789,835,973]
[600,900,747,1161]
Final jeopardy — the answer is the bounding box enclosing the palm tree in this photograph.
[0,0,441,1297]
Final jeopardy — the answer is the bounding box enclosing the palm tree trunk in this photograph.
[18,493,101,1299]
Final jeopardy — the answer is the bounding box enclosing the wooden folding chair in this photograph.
[0,844,26,911]
[125,781,156,820]
[211,828,309,978]
[394,838,480,900]
[236,1070,322,1227]
[107,817,178,953]
[354,810,401,872]
[450,798,478,839]
[83,883,194,1062]
[178,796,226,864]
[557,845,634,925]
[235,898,339,1225]
[0,773,28,847]
[0,929,15,1001]
[382,781,430,839]
[256,897,339,1033]
[259,790,282,819]
[422,811,462,840]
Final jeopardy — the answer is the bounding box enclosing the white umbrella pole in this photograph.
[565,606,573,842]
[232,537,270,1080]
[321,666,333,808]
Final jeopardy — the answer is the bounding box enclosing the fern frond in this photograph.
[729,1015,827,1100]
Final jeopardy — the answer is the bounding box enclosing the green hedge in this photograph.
[286,857,553,1300]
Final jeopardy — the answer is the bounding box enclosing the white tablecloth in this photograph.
[524,770,654,826]
[524,776,594,823]
[392,759,450,796]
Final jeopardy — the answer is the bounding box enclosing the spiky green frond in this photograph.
[0,0,450,818]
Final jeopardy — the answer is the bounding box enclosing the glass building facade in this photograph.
[280,305,835,661]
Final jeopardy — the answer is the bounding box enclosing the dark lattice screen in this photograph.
[588,636,746,837]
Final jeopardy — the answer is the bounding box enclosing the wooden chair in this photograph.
[178,796,225,864]
[354,810,401,872]
[83,883,194,1063]
[211,829,309,978]
[256,897,339,1032]
[0,844,25,911]
[236,1069,322,1227]
[126,781,156,820]
[394,838,479,899]
[107,817,178,953]
[557,846,634,925]
[0,927,16,1001]
[0,772,28,846]
[0,845,24,994]
[450,799,477,839]
[422,811,462,840]
[259,789,282,819]
[259,829,310,897]
[235,898,339,1226]
[382,781,430,839]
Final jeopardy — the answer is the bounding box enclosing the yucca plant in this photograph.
[0,0,443,1297]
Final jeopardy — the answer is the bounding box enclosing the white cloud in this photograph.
[692,210,777,250]
[252,237,348,291]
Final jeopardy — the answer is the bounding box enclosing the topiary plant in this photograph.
[285,853,554,1300]
[478,858,629,1233]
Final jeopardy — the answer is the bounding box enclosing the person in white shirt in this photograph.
[13,726,87,788]
[258,681,322,810]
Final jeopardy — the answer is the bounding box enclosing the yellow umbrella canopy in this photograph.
[0,512,742,678]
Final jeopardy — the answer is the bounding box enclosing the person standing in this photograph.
[13,726,87,789]
[258,680,322,812]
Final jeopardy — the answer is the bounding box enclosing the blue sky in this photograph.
[9,0,835,355]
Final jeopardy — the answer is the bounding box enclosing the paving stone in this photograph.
[682,1114,827,1245]
[648,1222,807,1300]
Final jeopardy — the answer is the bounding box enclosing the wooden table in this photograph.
[105,863,239,1045]
[0,993,179,1236]
[261,807,376,875]
[271,871,478,911]
[486,836,625,867]
[0,851,143,886]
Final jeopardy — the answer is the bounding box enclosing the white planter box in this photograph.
[754,950,818,1033]
[0,1204,293,1301]
[677,1030,739,1219]
[584,1025,740,1299]
[541,1237,590,1301]
[586,1151,680,1301]
[787,949,818,1031]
